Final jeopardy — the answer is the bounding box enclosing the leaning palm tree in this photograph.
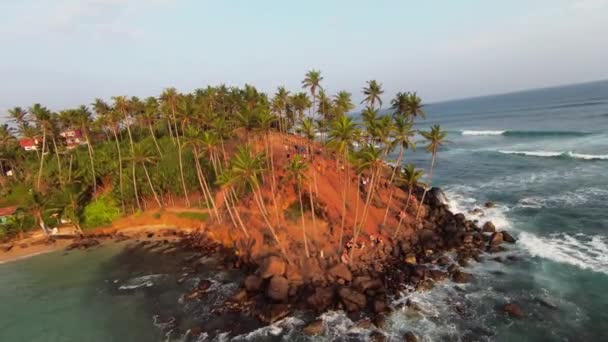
[327,114,360,251]
[353,143,383,250]
[141,97,163,157]
[160,88,190,207]
[302,70,323,119]
[361,80,384,109]
[394,164,425,237]
[74,106,98,195]
[284,155,310,258]
[125,143,163,209]
[415,125,447,222]
[30,103,52,188]
[382,116,416,225]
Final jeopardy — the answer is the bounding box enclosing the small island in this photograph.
[0,71,517,340]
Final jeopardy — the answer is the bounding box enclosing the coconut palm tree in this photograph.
[30,103,52,189]
[302,70,323,119]
[125,143,163,209]
[406,92,426,122]
[361,80,384,109]
[354,143,383,250]
[333,91,354,117]
[291,92,311,122]
[160,88,190,207]
[113,96,140,209]
[8,107,29,136]
[327,114,360,251]
[284,155,310,258]
[272,86,291,134]
[415,125,447,222]
[74,106,98,195]
[382,116,416,225]
[141,97,163,157]
[394,164,425,237]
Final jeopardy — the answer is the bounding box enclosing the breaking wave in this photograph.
[519,232,608,275]
[498,150,608,160]
[460,130,593,137]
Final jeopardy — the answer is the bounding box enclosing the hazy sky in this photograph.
[1,0,607,114]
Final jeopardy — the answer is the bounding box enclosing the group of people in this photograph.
[340,233,385,264]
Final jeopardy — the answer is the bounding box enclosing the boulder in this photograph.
[452,270,472,283]
[404,254,417,265]
[338,287,367,312]
[482,221,496,233]
[231,289,248,301]
[404,331,419,342]
[303,319,325,336]
[489,232,503,246]
[427,269,448,282]
[503,303,524,318]
[259,256,286,279]
[502,231,516,243]
[484,202,496,208]
[373,299,389,313]
[244,275,263,292]
[258,303,291,324]
[307,287,334,312]
[370,331,387,342]
[266,276,289,301]
[328,263,352,282]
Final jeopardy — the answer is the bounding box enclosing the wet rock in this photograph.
[303,319,325,336]
[231,289,248,301]
[428,269,448,282]
[468,208,484,216]
[484,202,496,208]
[404,254,417,265]
[373,313,387,328]
[266,276,289,301]
[502,231,516,243]
[65,238,100,251]
[244,275,263,292]
[452,270,472,283]
[307,287,334,312]
[489,232,503,246]
[258,303,291,324]
[353,276,383,292]
[338,287,367,312]
[259,256,286,279]
[370,331,387,342]
[487,245,507,253]
[503,303,524,318]
[373,299,389,313]
[328,263,352,282]
[482,221,496,233]
[404,331,419,342]
[198,279,212,291]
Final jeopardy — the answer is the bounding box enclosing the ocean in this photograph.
[0,80,606,341]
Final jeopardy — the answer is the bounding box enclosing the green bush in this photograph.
[82,195,121,229]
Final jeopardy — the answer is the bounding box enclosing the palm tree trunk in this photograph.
[125,121,138,209]
[298,185,310,258]
[193,148,218,221]
[68,153,73,182]
[307,180,318,242]
[132,160,141,211]
[85,131,97,194]
[415,152,436,222]
[149,123,163,157]
[338,148,349,253]
[382,146,404,225]
[51,135,62,185]
[36,128,47,189]
[111,128,125,213]
[142,163,162,208]
[175,119,190,207]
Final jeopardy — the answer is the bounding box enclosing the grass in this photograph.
[176,211,209,222]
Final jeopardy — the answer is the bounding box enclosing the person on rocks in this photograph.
[341,251,350,264]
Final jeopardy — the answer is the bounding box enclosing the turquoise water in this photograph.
[1,80,607,341]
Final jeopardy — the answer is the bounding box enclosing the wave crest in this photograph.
[499,150,608,160]
[461,130,592,137]
[519,232,608,274]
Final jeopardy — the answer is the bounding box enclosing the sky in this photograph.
[1,0,607,114]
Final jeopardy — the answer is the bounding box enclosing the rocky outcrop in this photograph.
[266,276,289,301]
[258,256,286,279]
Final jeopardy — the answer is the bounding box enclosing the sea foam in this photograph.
[499,150,608,160]
[519,232,608,275]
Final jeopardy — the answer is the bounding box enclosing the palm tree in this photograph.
[382,116,415,225]
[291,92,311,122]
[30,103,51,188]
[327,114,360,251]
[74,106,98,195]
[160,88,190,207]
[272,86,291,134]
[8,107,29,135]
[415,125,447,222]
[394,164,425,237]
[125,143,163,209]
[406,92,425,122]
[141,97,163,157]
[302,70,323,119]
[353,144,383,254]
[361,80,384,109]
[333,91,354,117]
[284,155,310,258]
[391,92,426,123]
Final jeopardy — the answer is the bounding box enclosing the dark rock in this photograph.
[259,256,286,279]
[374,299,389,313]
[258,303,291,324]
[452,270,472,283]
[487,245,507,253]
[503,303,524,318]
[266,276,289,301]
[482,222,496,233]
[484,202,496,208]
[244,275,263,292]
[489,232,503,246]
[427,269,448,281]
[307,287,334,312]
[404,331,419,342]
[502,231,516,243]
[328,263,352,282]
[198,279,212,291]
[370,331,387,342]
[454,213,466,223]
[231,289,248,301]
[373,313,387,328]
[338,287,367,312]
[303,319,325,336]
